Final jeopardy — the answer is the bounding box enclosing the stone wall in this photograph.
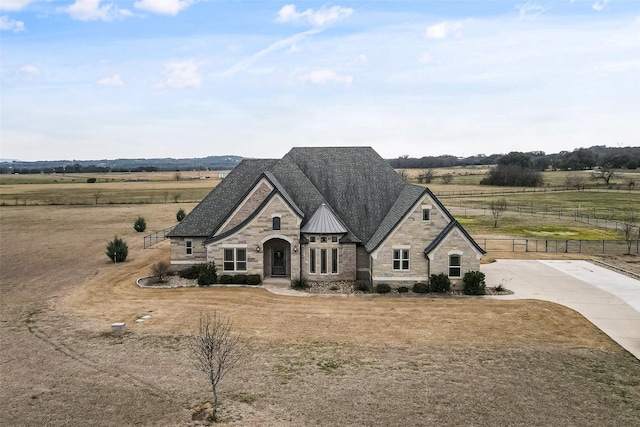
[170,237,206,269]
[301,241,356,281]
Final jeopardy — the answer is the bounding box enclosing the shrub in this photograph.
[176,208,186,222]
[86,177,97,183]
[291,276,310,290]
[106,235,128,263]
[412,282,429,293]
[246,274,261,285]
[197,262,218,287]
[354,280,371,293]
[233,274,248,284]
[179,265,201,280]
[133,216,147,232]
[398,286,409,293]
[218,274,232,284]
[430,273,451,293]
[151,261,170,283]
[375,283,391,294]
[463,270,486,295]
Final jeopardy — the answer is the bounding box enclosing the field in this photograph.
[1,172,639,426]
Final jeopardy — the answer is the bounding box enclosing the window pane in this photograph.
[423,209,430,221]
[272,217,281,230]
[331,236,338,242]
[224,248,234,261]
[237,262,247,271]
[223,262,234,271]
[321,249,327,273]
[186,241,192,255]
[237,248,246,261]
[449,267,461,277]
[450,255,460,266]
[393,260,400,270]
[402,250,409,260]
[331,248,338,273]
[402,260,409,270]
[310,248,316,273]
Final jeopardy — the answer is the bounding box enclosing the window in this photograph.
[309,248,316,274]
[272,216,281,230]
[422,208,431,221]
[320,236,327,243]
[223,248,247,271]
[309,236,316,243]
[185,240,193,256]
[449,255,461,277]
[320,249,327,274]
[331,235,338,243]
[331,248,338,273]
[393,249,410,270]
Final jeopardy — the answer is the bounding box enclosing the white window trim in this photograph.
[448,254,462,278]
[185,240,193,256]
[393,249,410,270]
[223,247,247,272]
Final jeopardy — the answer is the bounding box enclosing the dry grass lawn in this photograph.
[1,202,639,426]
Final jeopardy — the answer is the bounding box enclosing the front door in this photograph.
[272,245,286,276]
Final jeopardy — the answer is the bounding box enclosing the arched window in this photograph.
[272,216,281,230]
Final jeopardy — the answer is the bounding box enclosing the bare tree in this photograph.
[626,179,635,192]
[566,174,586,190]
[489,198,508,228]
[189,311,243,422]
[173,193,181,203]
[151,261,170,283]
[396,169,409,181]
[417,169,435,184]
[441,173,453,184]
[174,171,182,181]
[621,222,638,255]
[93,192,102,205]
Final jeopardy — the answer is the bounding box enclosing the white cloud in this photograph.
[347,54,367,67]
[134,0,195,16]
[160,59,203,88]
[276,4,353,27]
[97,74,124,86]
[518,2,546,19]
[425,19,472,40]
[592,0,612,11]
[419,53,432,63]
[299,68,352,86]
[0,0,36,11]
[0,15,25,32]
[63,0,132,22]
[19,64,40,75]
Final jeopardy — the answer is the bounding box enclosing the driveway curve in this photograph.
[483,260,640,360]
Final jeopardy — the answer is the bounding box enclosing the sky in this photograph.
[1,0,639,161]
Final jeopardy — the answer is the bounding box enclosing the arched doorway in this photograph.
[263,238,291,278]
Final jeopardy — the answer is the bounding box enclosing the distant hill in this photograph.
[0,155,244,174]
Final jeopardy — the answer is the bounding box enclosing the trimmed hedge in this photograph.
[376,283,391,294]
[219,274,233,284]
[463,270,486,295]
[397,286,409,293]
[246,274,261,285]
[429,273,451,293]
[413,282,429,293]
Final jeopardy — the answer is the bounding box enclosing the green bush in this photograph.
[246,274,261,285]
[291,276,310,290]
[354,280,371,293]
[233,274,248,284]
[219,274,233,284]
[179,265,201,280]
[133,216,147,232]
[375,283,391,294]
[197,262,218,287]
[176,208,186,222]
[86,177,97,183]
[397,286,409,293]
[429,273,451,293]
[412,282,429,293]
[463,270,486,295]
[106,235,128,263]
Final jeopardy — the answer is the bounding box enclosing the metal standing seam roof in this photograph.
[300,203,348,234]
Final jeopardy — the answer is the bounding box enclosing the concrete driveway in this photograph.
[482,260,640,360]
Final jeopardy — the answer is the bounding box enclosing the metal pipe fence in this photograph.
[475,238,639,255]
[143,225,176,248]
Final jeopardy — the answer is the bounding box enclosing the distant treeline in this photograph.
[388,145,640,171]
[0,155,243,175]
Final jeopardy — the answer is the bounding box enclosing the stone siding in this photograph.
[426,228,482,290]
[170,237,206,269]
[301,241,356,281]
[220,181,272,233]
[206,195,301,278]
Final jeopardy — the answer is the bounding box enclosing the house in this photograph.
[168,147,485,288]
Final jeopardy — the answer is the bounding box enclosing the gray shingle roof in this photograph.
[170,147,445,252]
